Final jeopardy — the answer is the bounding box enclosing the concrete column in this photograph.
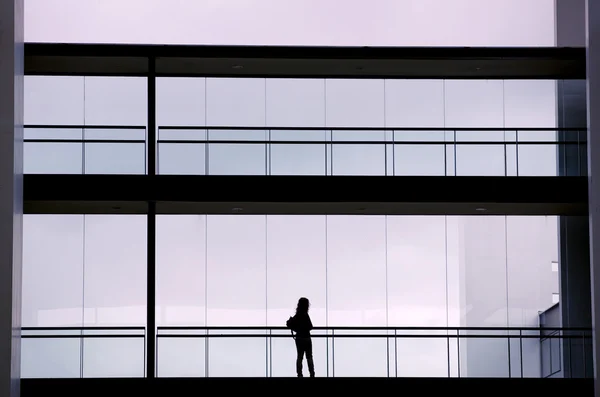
[587,1,600,395]
[555,0,591,378]
[0,0,24,396]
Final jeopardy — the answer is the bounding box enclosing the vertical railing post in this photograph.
[146,56,157,379]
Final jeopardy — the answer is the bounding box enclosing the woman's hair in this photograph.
[296,297,310,314]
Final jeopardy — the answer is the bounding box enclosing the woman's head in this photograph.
[296,297,310,314]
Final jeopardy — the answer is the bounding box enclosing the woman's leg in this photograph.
[305,338,315,377]
[295,338,305,377]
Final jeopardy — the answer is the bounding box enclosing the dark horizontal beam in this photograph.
[24,43,586,79]
[21,378,594,397]
[23,175,588,216]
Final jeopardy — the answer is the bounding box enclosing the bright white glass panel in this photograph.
[506,216,558,377]
[326,216,387,377]
[24,142,83,174]
[83,215,147,326]
[206,215,266,326]
[82,337,145,377]
[157,77,206,126]
[83,77,147,126]
[25,76,84,125]
[384,80,444,127]
[157,336,206,377]
[266,216,327,377]
[457,216,509,377]
[504,80,557,128]
[266,79,325,127]
[387,216,448,377]
[22,215,84,327]
[331,130,386,176]
[444,80,504,128]
[325,80,384,127]
[21,338,81,378]
[156,215,206,326]
[206,78,266,127]
[158,143,206,175]
[208,144,266,175]
[84,143,146,174]
[387,216,447,326]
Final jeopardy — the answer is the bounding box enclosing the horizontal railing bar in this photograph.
[22,326,146,331]
[156,326,591,331]
[22,335,145,339]
[25,125,147,130]
[159,126,585,132]
[155,334,590,339]
[156,140,578,145]
[24,139,145,144]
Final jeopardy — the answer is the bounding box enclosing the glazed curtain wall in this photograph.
[21,215,558,378]
[24,76,571,177]
[155,215,558,377]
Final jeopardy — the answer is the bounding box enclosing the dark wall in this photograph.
[557,79,593,378]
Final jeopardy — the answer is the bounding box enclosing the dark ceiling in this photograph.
[24,43,586,79]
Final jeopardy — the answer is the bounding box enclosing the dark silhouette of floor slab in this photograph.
[22,377,593,397]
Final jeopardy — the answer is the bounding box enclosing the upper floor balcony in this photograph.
[24,125,586,177]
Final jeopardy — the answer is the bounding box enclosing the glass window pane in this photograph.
[206,215,266,326]
[444,80,504,128]
[21,337,81,378]
[206,78,266,127]
[326,216,387,377]
[384,80,444,127]
[325,80,385,127]
[24,142,83,174]
[23,215,84,327]
[455,144,506,176]
[331,130,386,176]
[83,216,147,327]
[84,77,147,126]
[158,129,206,175]
[388,217,448,377]
[84,143,146,174]
[208,144,266,175]
[517,145,558,176]
[157,336,206,378]
[270,130,326,175]
[157,77,206,127]
[266,79,325,127]
[504,80,557,128]
[25,76,84,125]
[22,215,84,378]
[82,337,145,377]
[206,215,266,377]
[455,216,509,377]
[393,132,446,176]
[158,143,206,175]
[156,215,206,327]
[266,216,327,377]
[507,216,559,377]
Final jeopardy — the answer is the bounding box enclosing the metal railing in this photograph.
[155,326,592,378]
[19,325,592,378]
[24,125,147,174]
[22,125,586,176]
[158,126,585,176]
[21,326,146,378]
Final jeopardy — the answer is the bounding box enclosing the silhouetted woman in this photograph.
[288,297,315,377]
